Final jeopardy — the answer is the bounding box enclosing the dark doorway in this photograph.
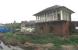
[57,13,61,20]
[49,26,53,33]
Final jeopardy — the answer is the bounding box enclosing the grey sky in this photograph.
[0,0,78,23]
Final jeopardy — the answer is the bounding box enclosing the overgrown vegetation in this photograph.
[3,32,78,46]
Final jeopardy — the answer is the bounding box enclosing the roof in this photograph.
[33,5,74,16]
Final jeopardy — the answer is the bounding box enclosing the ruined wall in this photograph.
[52,21,70,37]
[35,21,71,37]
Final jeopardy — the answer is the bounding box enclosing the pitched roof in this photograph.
[34,5,74,16]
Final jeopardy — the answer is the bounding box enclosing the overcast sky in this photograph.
[0,0,78,24]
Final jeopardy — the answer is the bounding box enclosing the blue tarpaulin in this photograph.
[0,26,10,33]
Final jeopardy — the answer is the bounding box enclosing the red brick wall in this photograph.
[36,21,71,37]
[52,21,70,37]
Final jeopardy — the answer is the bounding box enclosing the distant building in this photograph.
[21,21,35,34]
[71,21,78,32]
[33,5,74,37]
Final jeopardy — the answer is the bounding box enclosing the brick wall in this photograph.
[36,21,71,37]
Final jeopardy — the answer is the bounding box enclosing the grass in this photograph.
[4,32,78,46]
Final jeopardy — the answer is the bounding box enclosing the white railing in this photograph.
[36,19,58,23]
